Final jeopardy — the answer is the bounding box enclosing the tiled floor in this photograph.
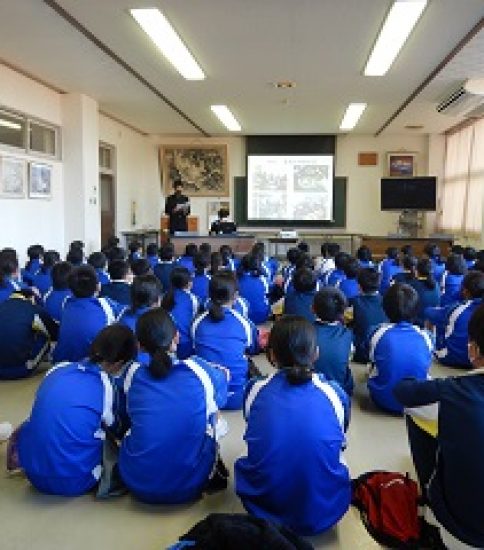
[0,357,460,550]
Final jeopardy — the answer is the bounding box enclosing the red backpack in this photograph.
[352,471,422,549]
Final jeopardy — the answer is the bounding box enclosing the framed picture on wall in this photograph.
[0,156,26,198]
[207,199,230,231]
[29,162,52,199]
[161,144,229,197]
[387,152,417,177]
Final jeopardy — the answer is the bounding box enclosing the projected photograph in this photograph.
[252,168,287,191]
[251,194,286,219]
[292,194,329,221]
[293,164,329,191]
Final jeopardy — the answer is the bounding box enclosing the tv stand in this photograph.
[397,210,423,238]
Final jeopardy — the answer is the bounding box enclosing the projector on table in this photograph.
[278,230,298,239]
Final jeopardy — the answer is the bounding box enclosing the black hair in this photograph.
[267,316,317,385]
[321,242,340,258]
[295,253,314,271]
[108,259,130,281]
[468,304,484,356]
[293,268,317,293]
[184,243,198,258]
[40,250,60,273]
[210,251,223,275]
[474,258,484,273]
[88,251,107,270]
[208,271,237,322]
[416,258,436,290]
[334,251,349,270]
[107,246,126,262]
[69,240,84,250]
[286,247,301,265]
[445,253,467,276]
[200,242,212,256]
[218,207,229,219]
[66,247,83,266]
[161,266,191,311]
[252,241,266,257]
[401,255,418,282]
[386,247,399,264]
[106,236,120,249]
[0,249,19,287]
[173,179,183,189]
[130,258,151,277]
[26,245,44,270]
[343,257,360,279]
[401,244,414,257]
[382,283,419,323]
[238,254,263,278]
[313,287,347,322]
[451,244,464,256]
[68,265,98,298]
[193,252,209,276]
[464,247,477,262]
[52,261,73,290]
[89,324,137,365]
[357,245,373,263]
[297,241,310,254]
[159,242,175,261]
[219,244,233,267]
[128,241,141,254]
[358,268,380,293]
[463,271,484,299]
[130,275,162,312]
[146,243,159,257]
[424,243,441,261]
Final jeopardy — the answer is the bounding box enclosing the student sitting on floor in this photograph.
[130,258,152,278]
[428,270,484,368]
[153,242,176,291]
[53,265,125,363]
[21,244,44,286]
[237,254,270,325]
[356,245,374,268]
[283,267,318,323]
[0,288,57,380]
[378,247,403,295]
[424,243,446,284]
[394,304,484,549]
[88,251,110,286]
[192,252,211,306]
[368,283,432,414]
[31,250,60,297]
[119,275,162,334]
[0,249,28,303]
[463,246,477,270]
[127,241,142,264]
[100,259,132,306]
[283,253,315,294]
[66,242,84,266]
[235,315,351,536]
[324,251,349,287]
[12,325,137,496]
[219,244,237,271]
[440,253,467,307]
[43,261,73,324]
[352,268,388,364]
[145,243,159,270]
[178,243,198,274]
[408,258,440,327]
[315,242,339,278]
[337,257,361,304]
[281,247,301,283]
[192,271,259,410]
[161,266,198,360]
[312,287,354,396]
[252,241,277,282]
[391,254,417,285]
[119,308,229,504]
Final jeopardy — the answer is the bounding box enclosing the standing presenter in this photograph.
[164,179,190,235]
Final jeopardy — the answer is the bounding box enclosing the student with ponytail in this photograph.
[192,271,259,410]
[161,266,198,359]
[119,308,229,504]
[408,258,440,326]
[191,252,211,306]
[235,315,351,536]
[237,253,271,325]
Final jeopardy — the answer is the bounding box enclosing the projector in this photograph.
[279,230,298,239]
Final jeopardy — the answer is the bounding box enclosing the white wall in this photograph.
[0,64,64,264]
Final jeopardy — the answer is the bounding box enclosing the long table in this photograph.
[170,234,256,256]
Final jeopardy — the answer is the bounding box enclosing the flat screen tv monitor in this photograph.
[381,177,437,211]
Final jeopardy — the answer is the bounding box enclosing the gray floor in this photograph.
[0,356,460,550]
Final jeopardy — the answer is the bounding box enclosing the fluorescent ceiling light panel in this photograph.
[130,8,205,80]
[364,0,427,76]
[211,105,242,131]
[0,119,21,130]
[340,103,367,130]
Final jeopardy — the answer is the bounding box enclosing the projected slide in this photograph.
[247,155,333,221]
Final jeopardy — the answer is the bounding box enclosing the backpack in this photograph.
[351,471,422,549]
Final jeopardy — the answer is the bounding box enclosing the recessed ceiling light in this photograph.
[405,124,424,130]
[130,8,205,80]
[273,81,296,89]
[211,105,242,132]
[0,119,21,130]
[364,0,427,76]
[340,103,367,130]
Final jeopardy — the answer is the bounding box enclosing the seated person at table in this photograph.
[440,253,467,307]
[283,267,318,323]
[429,271,484,368]
[53,265,125,363]
[313,288,353,396]
[88,252,110,286]
[31,250,60,297]
[237,254,270,325]
[337,257,360,303]
[210,208,237,235]
[43,261,73,324]
[368,283,432,414]
[352,268,388,364]
[153,242,176,291]
[0,288,57,380]
[235,316,350,536]
[394,304,484,550]
[192,271,259,410]
[100,260,132,306]
[14,325,137,496]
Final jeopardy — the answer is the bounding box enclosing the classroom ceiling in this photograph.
[1,0,483,136]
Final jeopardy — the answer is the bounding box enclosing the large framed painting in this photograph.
[161,145,229,197]
[0,155,26,198]
[387,152,417,177]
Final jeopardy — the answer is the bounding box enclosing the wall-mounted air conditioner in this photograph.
[436,80,484,118]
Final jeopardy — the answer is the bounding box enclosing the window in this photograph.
[0,110,25,149]
[29,122,57,156]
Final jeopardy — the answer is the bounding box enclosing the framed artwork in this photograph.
[161,144,229,197]
[29,162,52,199]
[207,199,230,231]
[0,156,26,198]
[387,152,417,177]
[358,152,378,166]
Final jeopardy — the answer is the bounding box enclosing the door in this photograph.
[100,173,115,248]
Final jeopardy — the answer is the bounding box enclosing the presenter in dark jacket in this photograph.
[165,180,190,234]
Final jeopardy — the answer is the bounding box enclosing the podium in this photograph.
[160,215,199,242]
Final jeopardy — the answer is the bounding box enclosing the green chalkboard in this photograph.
[234,176,346,228]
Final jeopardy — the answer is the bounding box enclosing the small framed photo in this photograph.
[387,153,417,177]
[0,156,26,198]
[29,162,52,199]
